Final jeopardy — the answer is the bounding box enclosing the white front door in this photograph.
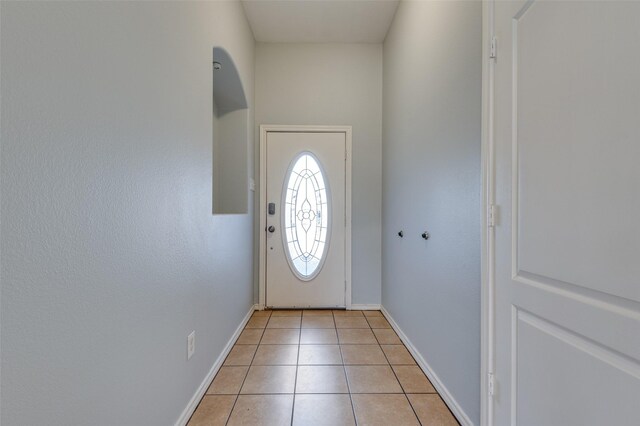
[264,130,348,308]
[491,1,640,425]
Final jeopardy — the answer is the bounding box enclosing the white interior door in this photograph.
[491,1,640,424]
[265,131,347,308]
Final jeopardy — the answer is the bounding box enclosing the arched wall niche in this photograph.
[212,46,249,214]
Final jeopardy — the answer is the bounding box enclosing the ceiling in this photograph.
[241,0,400,43]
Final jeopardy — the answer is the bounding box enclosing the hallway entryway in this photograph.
[187,309,459,425]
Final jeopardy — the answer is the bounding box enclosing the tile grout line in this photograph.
[336,311,359,426]
[371,319,424,426]
[290,318,302,426]
[224,310,271,426]
[210,392,440,396]
[209,392,431,395]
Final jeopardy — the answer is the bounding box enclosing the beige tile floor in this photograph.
[188,310,459,426]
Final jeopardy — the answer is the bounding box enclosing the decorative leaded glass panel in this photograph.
[282,152,330,280]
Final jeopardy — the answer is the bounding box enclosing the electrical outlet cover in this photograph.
[187,331,195,360]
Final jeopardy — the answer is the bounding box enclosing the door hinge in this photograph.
[490,36,497,59]
[488,373,496,397]
[488,204,498,228]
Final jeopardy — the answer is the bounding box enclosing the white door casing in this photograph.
[259,126,352,308]
[487,1,640,425]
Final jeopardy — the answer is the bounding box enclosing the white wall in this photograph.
[255,43,383,305]
[0,2,255,424]
[382,1,482,424]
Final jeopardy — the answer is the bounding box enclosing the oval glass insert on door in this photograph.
[282,152,331,280]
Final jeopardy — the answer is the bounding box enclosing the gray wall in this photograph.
[255,43,383,305]
[214,109,250,214]
[382,1,482,423]
[0,2,255,425]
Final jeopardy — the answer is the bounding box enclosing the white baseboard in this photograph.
[255,304,381,311]
[175,304,257,426]
[350,304,381,310]
[381,306,474,426]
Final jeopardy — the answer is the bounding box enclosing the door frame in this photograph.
[258,125,352,310]
[481,1,496,425]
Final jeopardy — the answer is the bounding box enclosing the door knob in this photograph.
[422,231,430,240]
[268,225,275,233]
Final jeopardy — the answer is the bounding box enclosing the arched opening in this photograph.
[212,47,249,214]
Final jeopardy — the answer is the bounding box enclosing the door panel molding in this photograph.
[510,0,535,280]
[512,306,640,425]
[515,307,640,380]
[511,0,640,302]
[258,125,352,309]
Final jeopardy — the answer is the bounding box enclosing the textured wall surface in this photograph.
[382,1,482,423]
[1,2,255,424]
[255,43,383,305]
